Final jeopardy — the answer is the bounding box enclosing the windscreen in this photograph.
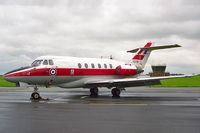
[31,60,43,66]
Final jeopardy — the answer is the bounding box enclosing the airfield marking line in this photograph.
[88,103,148,106]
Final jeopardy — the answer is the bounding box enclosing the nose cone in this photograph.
[3,73,8,80]
[3,66,31,83]
[3,73,16,83]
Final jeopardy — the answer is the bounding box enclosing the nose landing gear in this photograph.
[30,86,49,101]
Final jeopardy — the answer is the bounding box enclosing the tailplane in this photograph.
[127,42,181,70]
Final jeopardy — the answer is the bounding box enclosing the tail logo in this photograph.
[133,50,145,60]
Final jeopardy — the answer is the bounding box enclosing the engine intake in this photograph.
[115,65,137,76]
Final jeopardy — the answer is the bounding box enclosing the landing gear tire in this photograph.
[31,92,41,100]
[90,88,99,97]
[112,88,121,98]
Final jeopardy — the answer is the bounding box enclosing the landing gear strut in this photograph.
[111,88,121,98]
[90,87,98,97]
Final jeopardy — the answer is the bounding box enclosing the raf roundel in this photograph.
[49,68,57,76]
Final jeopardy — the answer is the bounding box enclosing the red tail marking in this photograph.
[132,42,152,60]
[144,42,152,47]
[137,50,143,55]
[133,55,144,60]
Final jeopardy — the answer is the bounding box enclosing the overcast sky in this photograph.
[0,0,200,74]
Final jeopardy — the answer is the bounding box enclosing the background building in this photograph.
[149,64,170,77]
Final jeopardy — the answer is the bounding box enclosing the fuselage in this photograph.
[3,56,141,88]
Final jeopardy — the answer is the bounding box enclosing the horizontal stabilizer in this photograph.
[127,44,181,53]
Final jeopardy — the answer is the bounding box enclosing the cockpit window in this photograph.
[43,60,48,65]
[31,60,43,66]
[49,59,54,65]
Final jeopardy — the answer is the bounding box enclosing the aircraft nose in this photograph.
[3,74,7,80]
[3,70,21,83]
[3,73,14,82]
[3,66,31,83]
[3,72,22,84]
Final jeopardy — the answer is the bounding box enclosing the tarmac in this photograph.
[0,87,200,133]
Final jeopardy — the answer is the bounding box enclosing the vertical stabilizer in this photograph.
[132,42,152,70]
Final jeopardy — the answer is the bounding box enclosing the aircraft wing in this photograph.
[84,75,192,88]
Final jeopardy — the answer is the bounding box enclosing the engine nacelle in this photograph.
[115,65,138,76]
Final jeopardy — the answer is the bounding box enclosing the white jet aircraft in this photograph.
[3,42,190,100]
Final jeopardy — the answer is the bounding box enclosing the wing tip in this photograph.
[174,44,181,47]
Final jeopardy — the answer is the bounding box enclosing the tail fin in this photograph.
[131,42,152,70]
[127,42,181,70]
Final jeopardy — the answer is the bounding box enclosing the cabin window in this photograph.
[91,63,95,68]
[43,60,48,65]
[98,64,101,69]
[109,64,113,69]
[104,64,107,69]
[85,63,88,68]
[49,59,54,65]
[78,63,82,68]
[31,60,43,66]
[70,69,74,75]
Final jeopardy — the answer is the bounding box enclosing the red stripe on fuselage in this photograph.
[4,68,138,77]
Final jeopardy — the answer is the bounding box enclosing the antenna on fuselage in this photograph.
[100,55,114,59]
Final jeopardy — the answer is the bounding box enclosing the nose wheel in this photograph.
[31,92,41,100]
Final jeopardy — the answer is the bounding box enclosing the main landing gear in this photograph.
[30,86,49,101]
[90,87,99,97]
[89,87,121,98]
[111,88,121,98]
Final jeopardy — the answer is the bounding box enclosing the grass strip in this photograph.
[153,75,200,87]
[0,76,16,87]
